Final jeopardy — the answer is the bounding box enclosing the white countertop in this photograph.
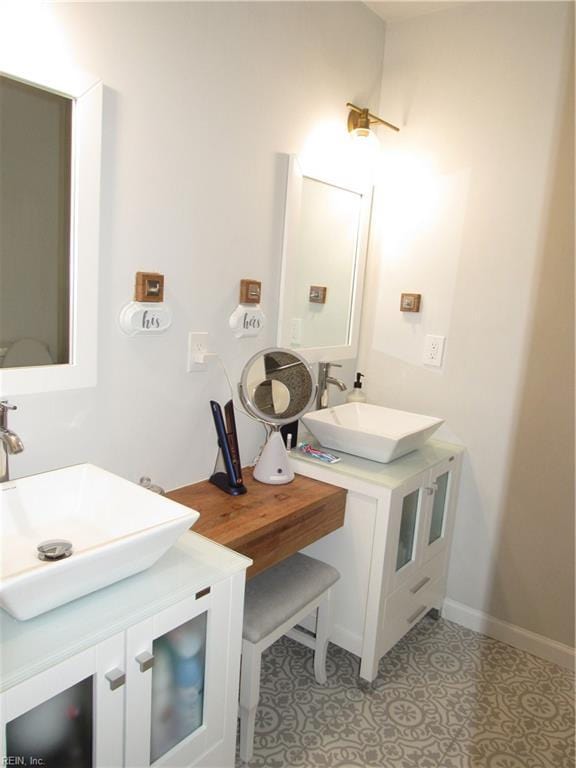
[291,438,464,490]
[0,532,251,692]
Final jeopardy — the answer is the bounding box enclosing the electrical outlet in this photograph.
[423,334,445,367]
[187,332,209,372]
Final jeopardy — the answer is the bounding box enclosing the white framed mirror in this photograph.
[277,155,372,363]
[0,62,102,396]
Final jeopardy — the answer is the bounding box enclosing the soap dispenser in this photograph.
[347,373,366,403]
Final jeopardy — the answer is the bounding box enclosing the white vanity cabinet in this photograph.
[293,440,463,682]
[0,534,250,768]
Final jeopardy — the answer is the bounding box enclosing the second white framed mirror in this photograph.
[277,155,372,363]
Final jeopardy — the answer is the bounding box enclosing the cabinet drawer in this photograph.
[387,550,446,618]
[379,553,447,657]
[380,576,443,655]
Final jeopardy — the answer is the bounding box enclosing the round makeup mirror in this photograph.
[239,348,316,484]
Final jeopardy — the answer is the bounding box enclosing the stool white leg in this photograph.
[239,641,262,763]
[313,589,332,685]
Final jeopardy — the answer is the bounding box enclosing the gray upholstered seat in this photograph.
[243,552,340,644]
[239,552,340,762]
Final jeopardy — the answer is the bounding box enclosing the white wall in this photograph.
[2,2,383,489]
[360,2,574,647]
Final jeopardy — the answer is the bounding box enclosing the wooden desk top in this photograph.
[167,469,346,578]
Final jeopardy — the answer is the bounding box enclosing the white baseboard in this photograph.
[443,599,576,672]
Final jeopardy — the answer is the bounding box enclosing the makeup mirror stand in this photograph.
[238,348,316,486]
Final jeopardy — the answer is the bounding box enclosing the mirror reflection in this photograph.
[240,348,315,424]
[279,175,362,350]
[253,379,291,417]
[0,75,73,368]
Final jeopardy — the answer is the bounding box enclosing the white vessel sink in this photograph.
[0,464,199,620]
[302,402,444,463]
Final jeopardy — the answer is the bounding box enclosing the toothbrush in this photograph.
[297,442,341,464]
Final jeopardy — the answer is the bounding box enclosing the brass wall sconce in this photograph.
[346,102,399,138]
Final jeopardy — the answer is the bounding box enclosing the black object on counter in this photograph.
[280,420,299,450]
[209,400,247,496]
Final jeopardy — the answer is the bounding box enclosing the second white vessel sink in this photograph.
[1,464,199,620]
[302,402,444,463]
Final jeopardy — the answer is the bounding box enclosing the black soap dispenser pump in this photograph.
[347,373,366,403]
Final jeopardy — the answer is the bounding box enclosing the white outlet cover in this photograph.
[187,332,209,372]
[423,334,446,367]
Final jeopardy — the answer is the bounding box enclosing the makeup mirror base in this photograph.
[253,431,294,486]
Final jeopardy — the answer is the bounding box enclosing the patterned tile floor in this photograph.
[236,616,575,768]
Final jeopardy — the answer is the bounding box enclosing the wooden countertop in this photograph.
[167,469,346,578]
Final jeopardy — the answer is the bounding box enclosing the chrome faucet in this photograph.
[1,401,24,483]
[317,362,347,409]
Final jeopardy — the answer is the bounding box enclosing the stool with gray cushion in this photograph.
[239,552,340,762]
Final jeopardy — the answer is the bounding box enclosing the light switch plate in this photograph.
[423,334,445,367]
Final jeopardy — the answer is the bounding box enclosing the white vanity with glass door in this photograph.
[293,439,463,682]
[0,533,250,768]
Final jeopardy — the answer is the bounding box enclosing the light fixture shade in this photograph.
[351,126,375,140]
[350,126,380,150]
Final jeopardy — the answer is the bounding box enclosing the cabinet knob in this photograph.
[135,651,155,673]
[425,486,435,496]
[105,667,126,690]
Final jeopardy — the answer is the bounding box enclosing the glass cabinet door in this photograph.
[150,612,207,763]
[6,677,93,768]
[387,472,428,593]
[396,489,420,572]
[428,471,449,545]
[423,457,457,563]
[1,634,125,768]
[125,588,225,768]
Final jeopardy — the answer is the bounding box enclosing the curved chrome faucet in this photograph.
[317,362,347,409]
[1,401,24,483]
